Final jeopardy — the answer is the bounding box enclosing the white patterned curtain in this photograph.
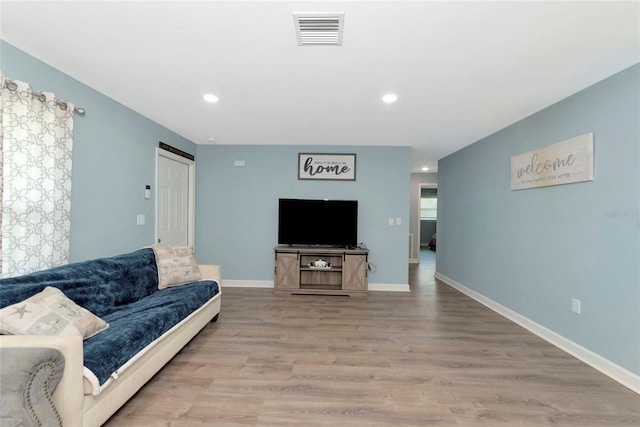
[0,74,75,278]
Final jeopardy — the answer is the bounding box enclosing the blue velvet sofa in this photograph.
[0,248,222,427]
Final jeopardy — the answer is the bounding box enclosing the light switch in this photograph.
[388,217,394,226]
[395,217,402,225]
[136,214,145,225]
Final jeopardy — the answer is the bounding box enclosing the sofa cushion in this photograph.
[83,280,219,386]
[0,287,108,339]
[152,245,201,289]
[0,249,159,318]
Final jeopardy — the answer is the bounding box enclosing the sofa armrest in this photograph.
[0,346,65,426]
[0,335,84,427]
[199,264,221,282]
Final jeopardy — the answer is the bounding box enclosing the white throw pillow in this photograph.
[152,245,201,289]
[0,286,109,339]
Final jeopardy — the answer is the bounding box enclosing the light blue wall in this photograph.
[438,64,640,374]
[1,41,197,261]
[1,42,411,285]
[195,145,411,286]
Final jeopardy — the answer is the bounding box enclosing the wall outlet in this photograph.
[136,214,145,226]
[388,217,394,225]
[571,298,581,314]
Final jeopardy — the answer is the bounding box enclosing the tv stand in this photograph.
[274,246,369,297]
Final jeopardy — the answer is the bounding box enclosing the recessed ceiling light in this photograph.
[207,137,217,143]
[422,167,429,171]
[382,93,398,103]
[203,93,219,103]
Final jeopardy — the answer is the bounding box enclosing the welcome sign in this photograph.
[510,133,593,190]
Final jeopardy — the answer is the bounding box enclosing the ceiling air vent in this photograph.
[293,12,345,46]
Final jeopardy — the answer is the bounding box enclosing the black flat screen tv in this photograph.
[278,198,358,247]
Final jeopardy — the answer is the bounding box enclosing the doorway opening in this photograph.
[418,184,437,265]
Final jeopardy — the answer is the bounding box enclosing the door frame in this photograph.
[417,183,437,261]
[155,148,196,248]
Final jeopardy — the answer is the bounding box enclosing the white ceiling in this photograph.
[2,1,639,172]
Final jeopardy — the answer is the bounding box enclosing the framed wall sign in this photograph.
[510,133,594,190]
[298,153,356,181]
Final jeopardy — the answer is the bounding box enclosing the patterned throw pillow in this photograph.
[0,287,109,339]
[152,245,201,289]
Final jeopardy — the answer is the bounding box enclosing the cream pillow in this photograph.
[0,286,109,339]
[152,245,201,289]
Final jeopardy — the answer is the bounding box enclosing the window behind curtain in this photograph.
[1,75,75,278]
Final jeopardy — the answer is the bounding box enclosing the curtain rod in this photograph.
[3,80,85,116]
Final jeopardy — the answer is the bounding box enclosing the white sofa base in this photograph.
[0,265,222,427]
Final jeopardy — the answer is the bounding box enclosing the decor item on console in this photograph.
[0,246,222,427]
[309,258,331,269]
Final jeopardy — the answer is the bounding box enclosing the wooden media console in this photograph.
[273,246,369,297]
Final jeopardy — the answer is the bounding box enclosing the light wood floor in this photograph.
[105,256,640,426]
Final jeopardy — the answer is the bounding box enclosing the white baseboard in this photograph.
[221,280,410,292]
[368,283,411,292]
[221,279,273,288]
[434,272,640,395]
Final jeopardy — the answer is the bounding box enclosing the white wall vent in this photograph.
[293,12,345,46]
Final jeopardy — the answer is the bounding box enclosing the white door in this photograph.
[157,154,190,246]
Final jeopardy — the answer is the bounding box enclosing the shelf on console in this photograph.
[299,283,342,291]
